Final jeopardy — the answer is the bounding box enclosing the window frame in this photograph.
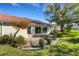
[35,27,41,33]
[43,27,47,33]
[27,27,31,34]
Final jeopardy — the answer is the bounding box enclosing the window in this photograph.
[43,27,47,33]
[27,27,31,34]
[35,27,41,33]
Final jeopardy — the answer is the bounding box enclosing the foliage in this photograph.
[0,35,11,44]
[0,30,79,56]
[53,27,59,37]
[39,39,45,49]
[50,27,61,37]
[47,37,51,45]
[15,36,26,46]
[10,36,27,47]
[0,35,26,48]
[64,24,73,32]
[30,40,34,47]
[0,36,3,43]
[13,20,30,29]
[13,20,30,38]
[44,3,79,32]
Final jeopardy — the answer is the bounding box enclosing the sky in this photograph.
[0,3,48,23]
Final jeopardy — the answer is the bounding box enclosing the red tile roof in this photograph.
[0,14,29,22]
[0,14,52,26]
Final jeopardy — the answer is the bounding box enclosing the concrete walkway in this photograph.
[20,37,60,50]
[51,38,60,45]
[21,47,41,50]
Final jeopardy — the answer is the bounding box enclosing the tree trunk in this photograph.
[13,28,20,39]
[60,23,64,32]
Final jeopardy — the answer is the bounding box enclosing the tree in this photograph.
[72,4,79,23]
[13,20,30,38]
[44,3,79,32]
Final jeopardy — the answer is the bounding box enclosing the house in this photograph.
[0,14,53,38]
[72,23,79,30]
[65,23,79,30]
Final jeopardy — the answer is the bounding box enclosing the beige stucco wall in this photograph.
[1,25,29,38]
[0,25,52,39]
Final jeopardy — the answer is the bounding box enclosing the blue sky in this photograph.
[0,3,48,23]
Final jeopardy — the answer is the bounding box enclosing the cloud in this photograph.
[10,3,21,7]
[30,3,40,7]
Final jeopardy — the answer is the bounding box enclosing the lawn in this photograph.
[0,30,79,56]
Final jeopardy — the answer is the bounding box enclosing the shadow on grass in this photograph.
[49,45,75,56]
[61,32,79,38]
[66,38,79,44]
[62,34,76,38]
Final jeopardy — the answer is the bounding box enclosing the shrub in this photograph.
[14,36,27,47]
[0,34,15,46]
[39,39,45,49]
[0,36,3,43]
[0,35,10,44]
[10,39,17,47]
[30,40,33,47]
[8,34,14,44]
[47,37,52,45]
[50,27,61,37]
[64,25,73,32]
[0,35,27,48]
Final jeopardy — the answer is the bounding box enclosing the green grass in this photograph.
[0,30,79,56]
[0,45,50,56]
[50,30,79,56]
